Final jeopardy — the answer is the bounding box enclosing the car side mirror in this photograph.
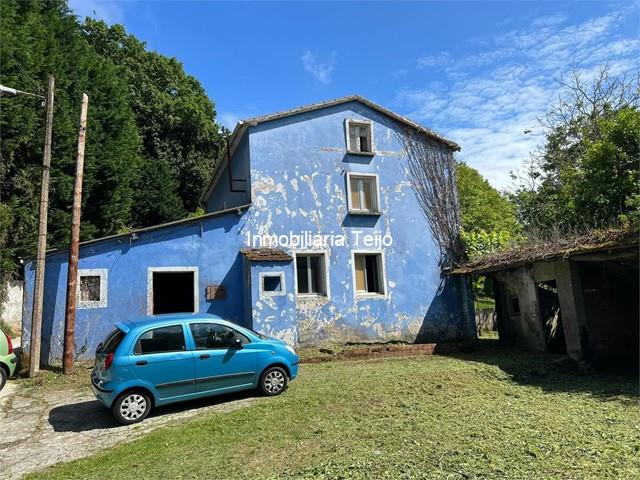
[231,337,243,349]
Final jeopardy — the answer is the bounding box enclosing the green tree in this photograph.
[456,162,519,258]
[133,158,185,227]
[455,162,519,300]
[1,0,141,274]
[510,67,640,231]
[1,1,224,278]
[80,19,224,224]
[456,162,519,235]
[575,107,640,227]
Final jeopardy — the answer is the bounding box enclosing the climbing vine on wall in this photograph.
[396,129,464,267]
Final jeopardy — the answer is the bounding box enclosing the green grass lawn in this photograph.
[29,341,639,479]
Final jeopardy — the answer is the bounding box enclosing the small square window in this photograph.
[80,276,101,302]
[77,269,108,309]
[296,253,328,296]
[353,253,385,296]
[260,272,285,297]
[346,120,374,154]
[347,173,379,214]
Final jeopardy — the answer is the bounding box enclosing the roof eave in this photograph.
[37,203,252,259]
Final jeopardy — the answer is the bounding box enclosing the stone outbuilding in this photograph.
[453,230,638,371]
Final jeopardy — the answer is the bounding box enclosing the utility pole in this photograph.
[63,93,89,374]
[28,75,54,377]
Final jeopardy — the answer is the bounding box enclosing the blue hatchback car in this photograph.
[91,313,299,424]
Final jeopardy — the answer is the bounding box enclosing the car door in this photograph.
[132,324,195,400]
[188,322,257,394]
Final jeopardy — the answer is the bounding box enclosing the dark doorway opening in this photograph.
[536,280,566,354]
[152,271,195,314]
[578,258,639,371]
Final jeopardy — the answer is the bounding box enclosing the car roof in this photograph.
[117,313,240,333]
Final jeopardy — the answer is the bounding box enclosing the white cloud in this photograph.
[531,14,567,28]
[300,50,337,84]
[396,7,639,189]
[68,0,125,24]
[417,52,451,69]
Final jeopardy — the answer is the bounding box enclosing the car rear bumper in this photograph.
[91,373,116,408]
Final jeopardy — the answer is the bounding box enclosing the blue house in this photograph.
[22,95,475,364]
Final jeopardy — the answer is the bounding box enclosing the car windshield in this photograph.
[246,328,268,339]
[98,328,125,354]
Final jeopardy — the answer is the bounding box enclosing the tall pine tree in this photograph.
[1,0,141,273]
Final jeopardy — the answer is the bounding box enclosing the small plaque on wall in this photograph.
[206,285,226,301]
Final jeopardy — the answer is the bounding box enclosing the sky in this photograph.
[68,0,639,189]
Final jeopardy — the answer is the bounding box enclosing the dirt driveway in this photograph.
[0,380,256,479]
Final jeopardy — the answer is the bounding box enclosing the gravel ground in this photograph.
[0,379,256,479]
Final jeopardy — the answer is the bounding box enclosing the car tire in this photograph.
[112,390,152,425]
[259,366,288,396]
[0,367,7,392]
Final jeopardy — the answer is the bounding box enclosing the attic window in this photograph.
[346,119,374,154]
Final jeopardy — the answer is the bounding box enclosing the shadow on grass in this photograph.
[48,389,256,433]
[443,338,640,403]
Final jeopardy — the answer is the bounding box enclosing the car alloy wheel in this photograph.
[120,393,147,421]
[261,367,288,396]
[113,391,151,425]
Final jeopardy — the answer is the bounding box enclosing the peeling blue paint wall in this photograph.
[246,260,297,345]
[240,101,475,344]
[22,211,250,363]
[22,100,475,364]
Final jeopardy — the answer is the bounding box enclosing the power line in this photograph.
[0,83,45,99]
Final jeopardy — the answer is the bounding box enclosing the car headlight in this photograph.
[285,344,296,355]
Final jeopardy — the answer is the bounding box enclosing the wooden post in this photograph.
[63,93,89,374]
[28,75,54,377]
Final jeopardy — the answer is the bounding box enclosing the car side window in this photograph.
[134,325,186,355]
[189,323,250,350]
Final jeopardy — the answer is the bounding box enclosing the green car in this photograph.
[0,327,17,391]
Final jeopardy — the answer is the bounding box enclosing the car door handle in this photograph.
[199,354,210,359]
[136,360,148,366]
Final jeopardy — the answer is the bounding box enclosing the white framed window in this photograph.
[351,251,387,298]
[259,272,286,297]
[77,269,108,309]
[347,172,380,214]
[294,251,330,297]
[147,266,199,315]
[345,119,374,154]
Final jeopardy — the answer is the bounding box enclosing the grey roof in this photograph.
[201,95,459,203]
[240,95,459,150]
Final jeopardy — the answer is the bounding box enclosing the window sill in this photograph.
[346,150,376,157]
[355,292,387,300]
[348,210,382,216]
[78,301,107,309]
[297,293,329,300]
[260,292,286,298]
